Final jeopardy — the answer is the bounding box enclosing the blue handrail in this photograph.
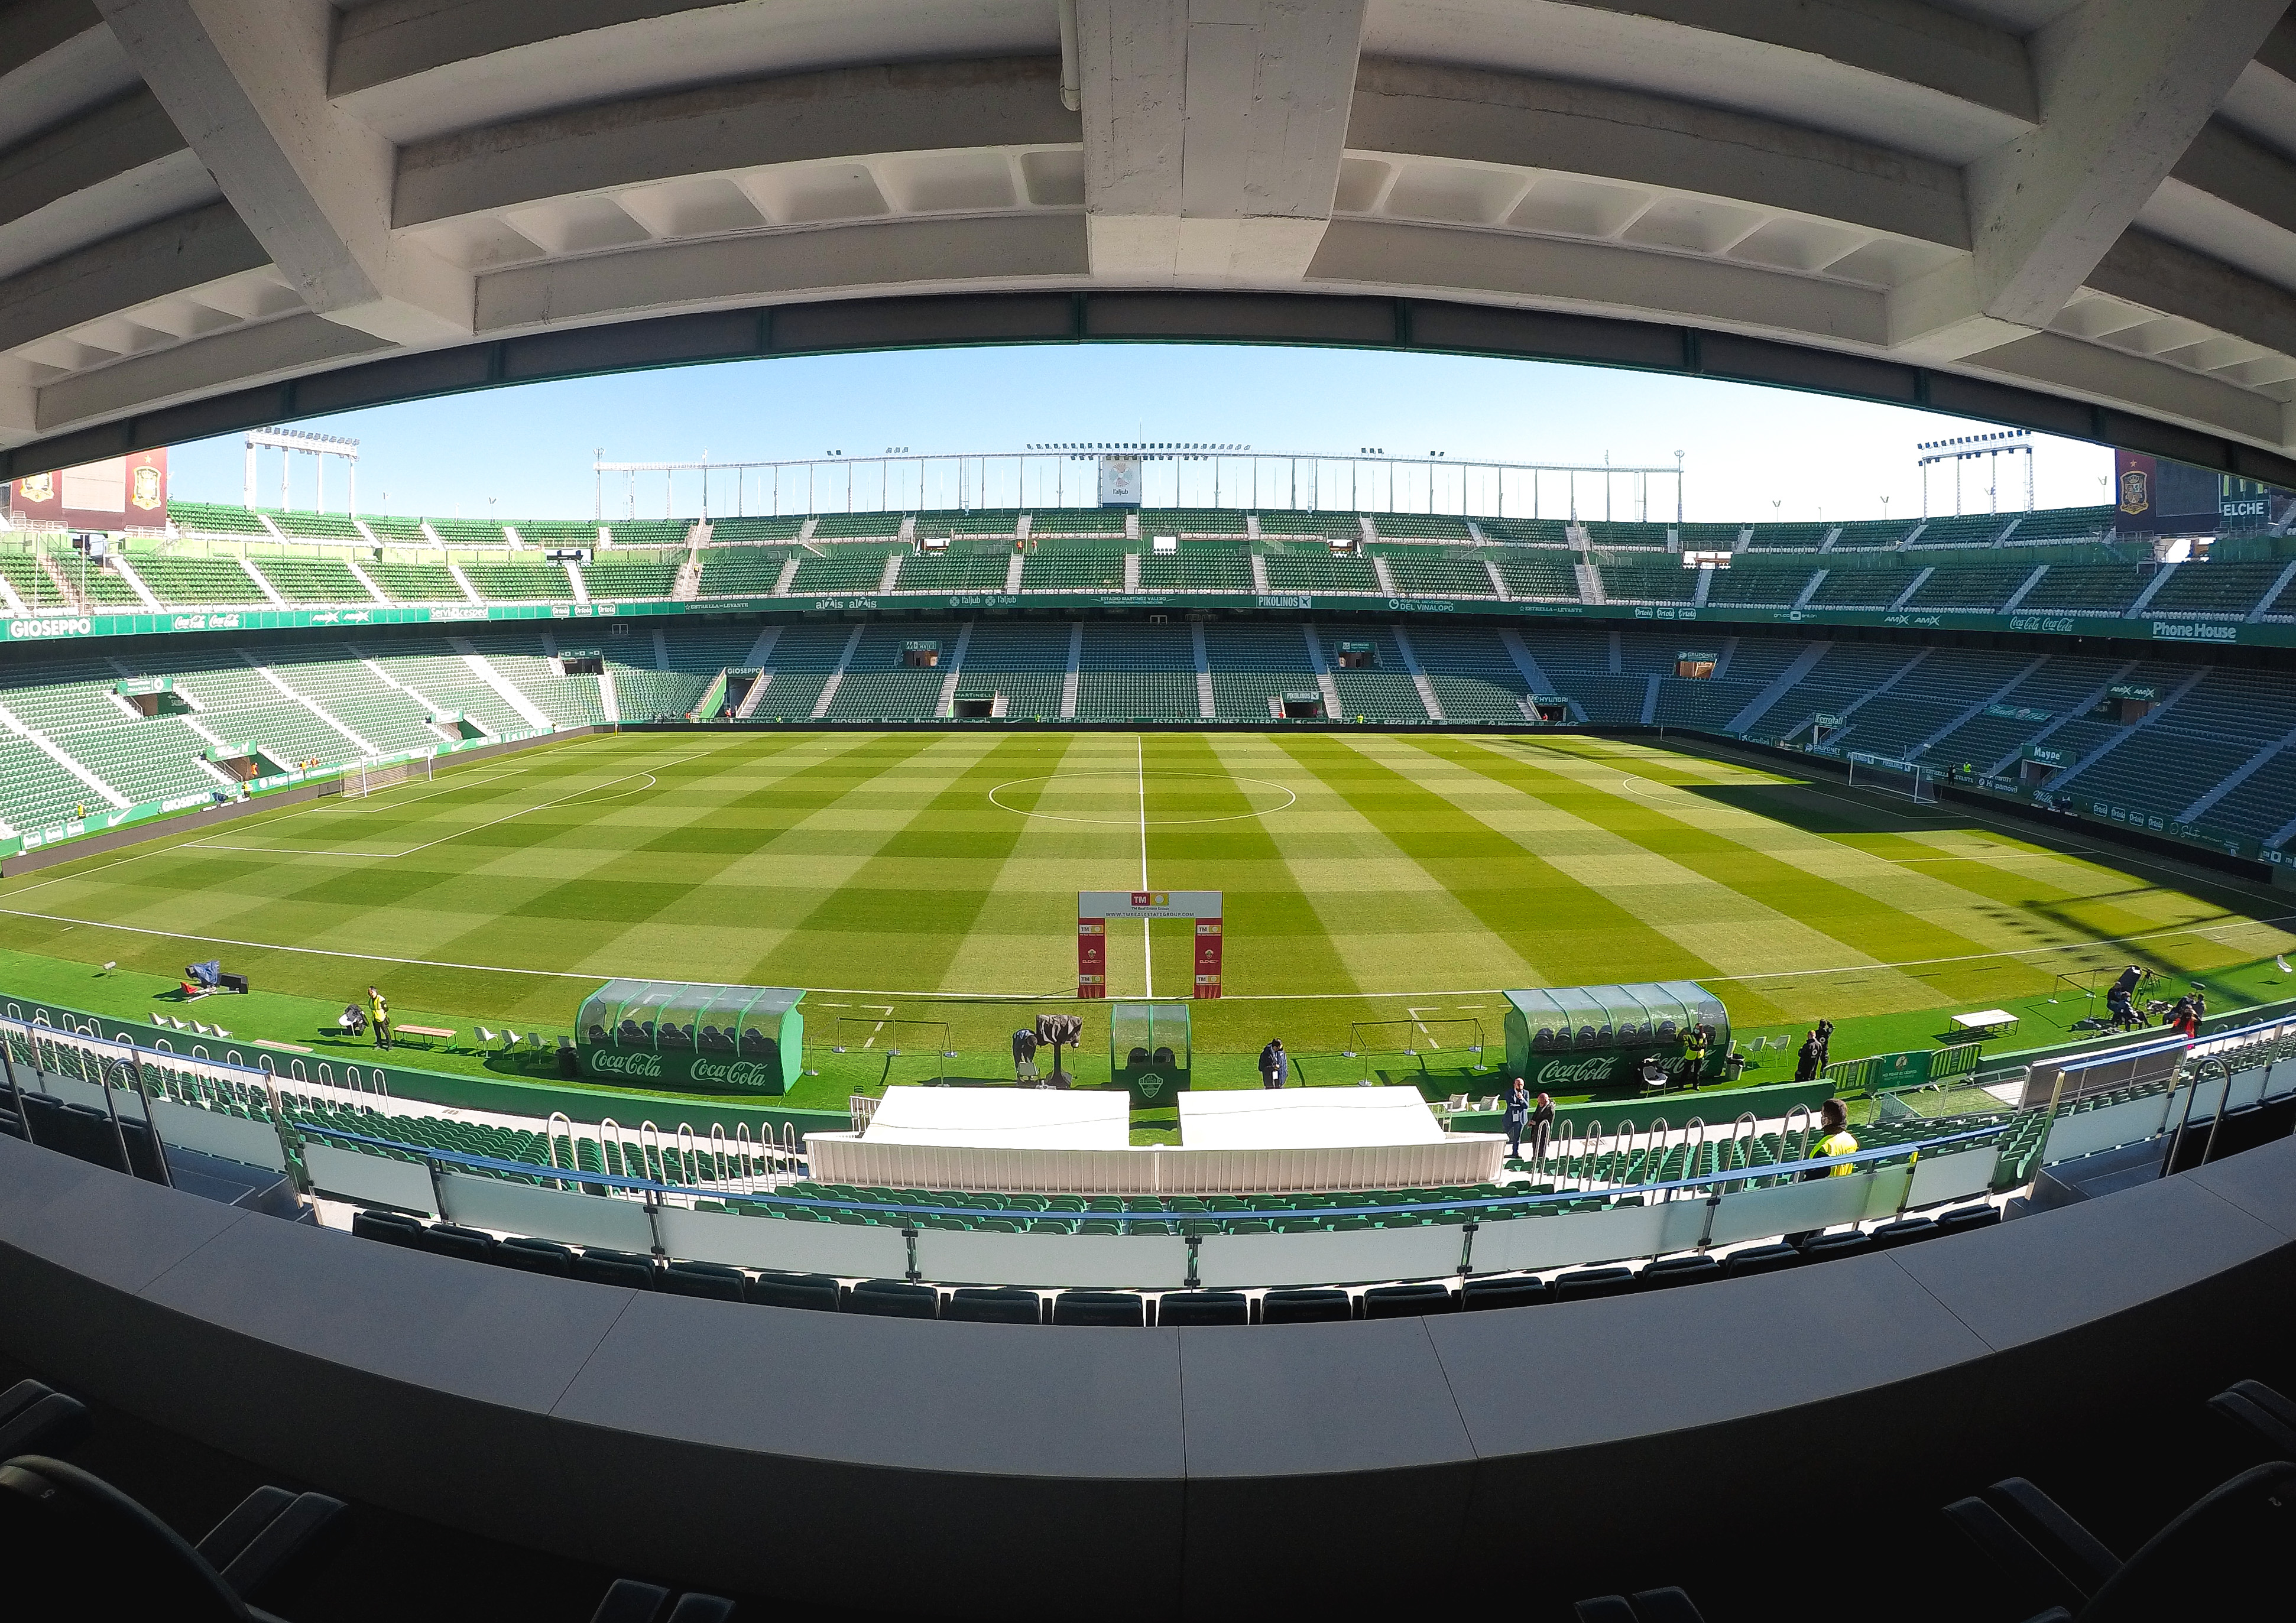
[292,1117,2009,1225]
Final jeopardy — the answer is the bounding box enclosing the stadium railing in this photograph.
[10,1009,2294,1299]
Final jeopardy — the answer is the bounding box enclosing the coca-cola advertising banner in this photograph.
[7,448,167,531]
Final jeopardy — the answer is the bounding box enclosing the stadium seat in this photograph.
[350,1208,425,1247]
[415,1223,497,1265]
[1260,1288,1351,1325]
[0,1453,345,1617]
[1721,1244,1801,1278]
[1361,1282,1457,1318]
[591,1577,738,1622]
[1052,1290,1147,1327]
[661,1261,747,1302]
[845,1279,937,1319]
[2209,1379,2296,1457]
[570,1247,659,1289]
[1463,1274,1552,1310]
[1553,1266,1639,1303]
[0,1381,89,1460]
[1637,1255,1723,1290]
[1798,1231,1873,1262]
[494,1237,573,1276]
[1948,1463,2296,1620]
[1866,1216,1938,1250]
[1153,1290,1248,1326]
[744,1272,839,1313]
[943,1287,1043,1325]
[1574,1589,1709,1623]
[1937,1203,2003,1235]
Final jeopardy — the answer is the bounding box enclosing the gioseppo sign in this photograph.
[5,616,93,640]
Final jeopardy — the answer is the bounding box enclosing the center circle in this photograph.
[987,770,1297,826]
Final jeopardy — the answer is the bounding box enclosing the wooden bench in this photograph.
[394,1024,456,1048]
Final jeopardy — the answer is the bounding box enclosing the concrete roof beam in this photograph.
[1345,60,1974,249]
[0,0,143,154]
[1078,0,1369,284]
[329,0,1061,145]
[1888,0,2286,365]
[1968,0,2286,324]
[95,0,475,346]
[391,59,1079,229]
[1361,0,2039,165]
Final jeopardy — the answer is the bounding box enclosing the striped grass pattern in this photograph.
[1,730,2287,1070]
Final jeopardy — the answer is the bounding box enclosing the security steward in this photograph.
[1785,1098,1859,1246]
[1678,1023,1711,1090]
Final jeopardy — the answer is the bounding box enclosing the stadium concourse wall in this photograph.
[4,1121,2294,1615]
[6,588,2296,653]
[1,992,844,1145]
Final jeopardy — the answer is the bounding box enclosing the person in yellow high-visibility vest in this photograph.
[1677,1023,1711,1090]
[1785,1098,1861,1246]
[1808,1098,1859,1177]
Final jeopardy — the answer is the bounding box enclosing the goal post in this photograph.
[341,755,434,800]
[1846,752,1937,805]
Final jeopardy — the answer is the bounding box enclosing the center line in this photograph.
[1138,732,1152,999]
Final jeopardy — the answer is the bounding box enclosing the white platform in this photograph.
[811,1083,1503,1194]
[1178,1087,1448,1150]
[861,1086,1130,1151]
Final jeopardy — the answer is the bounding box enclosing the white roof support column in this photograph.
[92,0,473,345]
[1075,0,1367,283]
[1891,0,2285,362]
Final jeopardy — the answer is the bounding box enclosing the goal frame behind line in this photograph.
[1845,754,1938,805]
[338,757,434,799]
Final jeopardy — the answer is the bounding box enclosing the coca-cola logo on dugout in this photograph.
[1535,1055,1620,1086]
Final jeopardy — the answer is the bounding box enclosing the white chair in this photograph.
[212,1027,230,1039]
[476,1027,497,1044]
[192,1022,211,1037]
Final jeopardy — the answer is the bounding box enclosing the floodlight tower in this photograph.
[1916,430,2034,518]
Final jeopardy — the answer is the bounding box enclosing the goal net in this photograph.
[1846,752,1937,805]
[340,756,433,799]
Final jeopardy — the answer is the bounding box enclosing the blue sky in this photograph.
[171,342,2114,525]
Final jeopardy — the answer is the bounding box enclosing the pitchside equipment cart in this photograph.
[575,979,805,1093]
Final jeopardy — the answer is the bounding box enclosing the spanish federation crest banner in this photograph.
[2113,449,2155,527]
[6,447,166,531]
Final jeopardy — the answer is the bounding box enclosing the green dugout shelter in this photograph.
[576,979,805,1093]
[1502,982,1729,1091]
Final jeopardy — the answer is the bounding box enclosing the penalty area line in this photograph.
[181,768,667,860]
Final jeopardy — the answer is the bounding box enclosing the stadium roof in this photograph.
[8,1,2296,482]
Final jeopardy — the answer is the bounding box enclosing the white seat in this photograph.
[192,1021,211,1036]
[476,1026,497,1043]
[212,1027,230,1038]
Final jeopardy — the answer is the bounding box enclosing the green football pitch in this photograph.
[2,728,2291,1112]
